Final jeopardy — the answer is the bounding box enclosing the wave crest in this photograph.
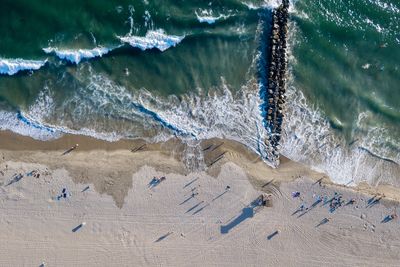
[43,46,115,64]
[0,58,47,75]
[195,10,230,24]
[118,30,184,52]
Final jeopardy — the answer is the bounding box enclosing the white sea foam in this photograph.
[242,2,261,10]
[43,46,116,64]
[362,63,371,69]
[118,30,184,52]
[281,85,400,187]
[67,71,271,164]
[280,21,400,187]
[4,63,274,167]
[242,0,297,11]
[2,11,398,186]
[0,58,47,75]
[195,10,230,24]
[0,111,62,140]
[3,60,399,185]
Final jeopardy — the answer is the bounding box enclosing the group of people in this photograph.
[292,188,399,225]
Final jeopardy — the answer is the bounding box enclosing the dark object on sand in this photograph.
[202,144,213,151]
[314,178,323,186]
[56,188,70,200]
[6,173,24,186]
[131,144,146,153]
[366,196,382,208]
[208,151,227,167]
[316,217,331,227]
[346,198,356,205]
[211,142,224,152]
[292,191,300,198]
[183,177,199,188]
[149,176,166,188]
[72,222,86,232]
[62,144,79,155]
[259,193,272,207]
[382,213,398,223]
[267,230,280,240]
[155,232,173,242]
[81,186,90,192]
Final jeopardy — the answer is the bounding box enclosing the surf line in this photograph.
[262,0,289,163]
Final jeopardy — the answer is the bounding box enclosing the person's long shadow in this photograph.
[72,223,84,232]
[220,198,261,234]
[6,173,23,186]
[186,201,204,213]
[366,197,382,208]
[381,215,394,223]
[183,177,199,189]
[155,232,173,242]
[298,199,322,218]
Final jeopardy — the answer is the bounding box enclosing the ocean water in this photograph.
[0,0,399,186]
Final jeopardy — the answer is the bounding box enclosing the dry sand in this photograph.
[0,131,399,266]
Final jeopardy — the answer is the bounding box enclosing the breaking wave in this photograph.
[280,19,400,187]
[282,82,400,187]
[118,30,185,51]
[0,58,47,75]
[2,67,273,165]
[43,46,117,64]
[195,10,230,24]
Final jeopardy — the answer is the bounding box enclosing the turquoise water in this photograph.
[0,0,398,185]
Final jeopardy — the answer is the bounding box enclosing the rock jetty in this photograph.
[262,0,289,163]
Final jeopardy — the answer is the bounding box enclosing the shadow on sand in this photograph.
[72,223,84,232]
[315,218,330,227]
[381,215,395,223]
[155,232,173,242]
[220,197,263,234]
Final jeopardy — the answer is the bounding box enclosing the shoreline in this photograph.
[1,130,399,204]
[1,130,400,266]
[0,129,400,266]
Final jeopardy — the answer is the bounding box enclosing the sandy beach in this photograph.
[0,131,399,266]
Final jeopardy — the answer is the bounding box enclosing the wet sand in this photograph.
[0,131,399,266]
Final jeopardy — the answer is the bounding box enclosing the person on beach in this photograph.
[299,203,306,211]
[62,144,79,155]
[292,191,300,198]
